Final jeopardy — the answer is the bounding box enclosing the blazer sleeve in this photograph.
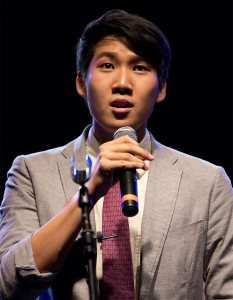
[0,156,57,300]
[204,166,233,298]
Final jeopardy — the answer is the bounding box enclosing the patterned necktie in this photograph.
[99,180,135,300]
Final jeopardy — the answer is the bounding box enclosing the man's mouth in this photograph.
[110,100,133,108]
[110,100,133,118]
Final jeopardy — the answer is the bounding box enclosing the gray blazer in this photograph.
[0,126,233,300]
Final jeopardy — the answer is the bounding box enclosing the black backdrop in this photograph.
[1,0,232,200]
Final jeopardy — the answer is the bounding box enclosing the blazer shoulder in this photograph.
[151,135,230,184]
[27,139,75,160]
[9,138,77,174]
[9,125,91,175]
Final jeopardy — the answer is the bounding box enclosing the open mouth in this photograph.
[110,100,133,118]
[110,100,133,109]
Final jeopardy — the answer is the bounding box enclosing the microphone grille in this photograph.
[113,126,137,142]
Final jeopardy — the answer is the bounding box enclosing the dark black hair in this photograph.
[76,9,171,85]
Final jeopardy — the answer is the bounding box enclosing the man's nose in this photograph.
[112,68,133,95]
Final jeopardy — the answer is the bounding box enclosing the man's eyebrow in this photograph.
[95,51,116,60]
[95,51,147,64]
[129,55,147,64]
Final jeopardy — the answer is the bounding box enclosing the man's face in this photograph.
[76,36,166,142]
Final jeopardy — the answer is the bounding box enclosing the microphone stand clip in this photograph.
[71,154,99,300]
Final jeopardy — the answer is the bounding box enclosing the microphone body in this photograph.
[113,127,139,217]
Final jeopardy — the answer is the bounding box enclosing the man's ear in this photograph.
[76,72,87,98]
[156,81,167,103]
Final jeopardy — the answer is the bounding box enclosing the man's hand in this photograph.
[85,135,154,203]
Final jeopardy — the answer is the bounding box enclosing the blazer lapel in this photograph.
[58,126,91,202]
[140,139,182,299]
[57,125,96,231]
[57,155,79,202]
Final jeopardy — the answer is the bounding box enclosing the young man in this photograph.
[0,9,232,300]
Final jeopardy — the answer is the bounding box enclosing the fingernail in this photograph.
[148,153,154,159]
[144,160,150,170]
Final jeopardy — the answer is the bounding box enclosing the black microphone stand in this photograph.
[71,155,98,300]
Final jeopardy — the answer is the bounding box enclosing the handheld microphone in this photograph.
[113,126,139,217]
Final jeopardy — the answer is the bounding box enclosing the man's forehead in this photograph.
[93,37,144,61]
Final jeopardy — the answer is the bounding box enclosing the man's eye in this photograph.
[134,65,148,71]
[101,63,114,69]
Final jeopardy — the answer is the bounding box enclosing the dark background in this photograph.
[1,1,232,200]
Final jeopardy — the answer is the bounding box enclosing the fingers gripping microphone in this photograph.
[113,126,139,217]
